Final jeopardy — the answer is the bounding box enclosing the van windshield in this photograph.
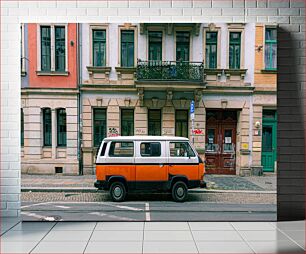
[170,142,195,157]
[100,142,108,157]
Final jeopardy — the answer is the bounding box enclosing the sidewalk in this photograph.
[21,174,276,192]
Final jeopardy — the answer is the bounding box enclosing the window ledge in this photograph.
[224,69,248,80]
[224,69,247,75]
[36,71,69,76]
[261,69,277,74]
[115,67,136,74]
[87,66,112,74]
[82,147,94,152]
[204,68,223,75]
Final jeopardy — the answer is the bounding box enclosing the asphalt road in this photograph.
[21,192,276,222]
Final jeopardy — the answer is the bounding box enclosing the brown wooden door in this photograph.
[205,110,237,174]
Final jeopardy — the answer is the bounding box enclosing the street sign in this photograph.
[190,100,195,113]
[190,100,195,144]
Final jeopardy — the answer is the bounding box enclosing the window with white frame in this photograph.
[148,31,162,61]
[92,29,106,67]
[265,27,277,70]
[38,24,67,73]
[121,30,135,67]
[227,24,245,70]
[205,31,218,69]
[176,31,190,62]
[229,32,241,69]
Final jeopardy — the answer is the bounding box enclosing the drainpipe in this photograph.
[77,23,83,175]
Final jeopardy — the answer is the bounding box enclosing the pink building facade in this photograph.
[21,23,79,175]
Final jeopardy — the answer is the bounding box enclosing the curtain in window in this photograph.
[176,32,190,62]
[41,26,51,71]
[121,109,134,136]
[229,32,241,69]
[148,31,162,61]
[93,108,106,147]
[55,26,65,71]
[57,108,66,147]
[93,30,106,67]
[21,109,24,146]
[175,110,188,138]
[265,28,277,70]
[43,108,52,146]
[148,109,161,136]
[205,32,217,69]
[121,30,134,67]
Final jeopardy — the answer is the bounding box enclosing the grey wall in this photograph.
[0,0,305,220]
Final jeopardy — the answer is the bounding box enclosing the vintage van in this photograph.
[94,136,205,202]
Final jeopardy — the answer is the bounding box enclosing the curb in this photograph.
[21,187,276,194]
[21,187,97,193]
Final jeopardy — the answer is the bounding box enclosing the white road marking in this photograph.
[22,202,70,210]
[21,211,47,220]
[105,203,144,211]
[21,202,52,209]
[54,205,70,209]
[89,212,107,217]
[145,203,151,221]
[29,201,146,205]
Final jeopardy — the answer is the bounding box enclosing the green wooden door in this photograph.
[261,110,277,172]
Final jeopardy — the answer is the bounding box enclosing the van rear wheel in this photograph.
[171,181,188,202]
[110,182,126,202]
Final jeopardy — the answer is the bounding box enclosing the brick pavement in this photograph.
[21,174,276,191]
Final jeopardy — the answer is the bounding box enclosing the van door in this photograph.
[168,141,199,183]
[105,141,136,189]
[135,141,168,190]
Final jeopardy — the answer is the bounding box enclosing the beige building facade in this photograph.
[21,89,79,175]
[80,22,277,176]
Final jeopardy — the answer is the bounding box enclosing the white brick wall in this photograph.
[0,0,305,217]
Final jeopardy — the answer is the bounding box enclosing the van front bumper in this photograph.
[200,180,207,188]
[94,180,107,190]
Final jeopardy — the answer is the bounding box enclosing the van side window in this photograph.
[100,142,108,156]
[109,141,134,157]
[140,142,161,157]
[170,142,195,157]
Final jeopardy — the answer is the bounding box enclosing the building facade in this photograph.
[79,22,277,176]
[21,23,79,175]
[21,22,277,176]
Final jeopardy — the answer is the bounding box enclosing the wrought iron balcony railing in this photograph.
[136,60,204,82]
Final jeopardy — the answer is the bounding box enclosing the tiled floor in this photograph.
[0,219,304,253]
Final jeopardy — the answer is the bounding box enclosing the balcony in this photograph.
[136,60,204,84]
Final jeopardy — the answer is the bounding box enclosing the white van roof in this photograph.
[103,136,190,142]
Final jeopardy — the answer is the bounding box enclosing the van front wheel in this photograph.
[110,182,126,202]
[171,181,188,202]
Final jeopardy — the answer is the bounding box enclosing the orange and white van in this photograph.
[94,136,205,202]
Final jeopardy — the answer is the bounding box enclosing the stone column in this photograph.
[81,98,93,175]
[24,106,42,160]
[238,104,251,176]
[51,108,57,159]
[192,100,205,156]
[162,102,175,136]
[134,103,147,136]
[107,99,120,136]
[252,105,263,166]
